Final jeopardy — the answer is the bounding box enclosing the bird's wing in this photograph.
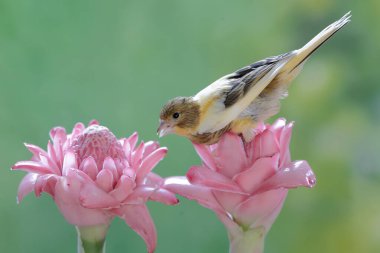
[194,52,295,133]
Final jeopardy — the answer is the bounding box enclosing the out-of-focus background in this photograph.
[1,0,379,252]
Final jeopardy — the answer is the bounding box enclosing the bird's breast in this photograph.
[190,123,231,145]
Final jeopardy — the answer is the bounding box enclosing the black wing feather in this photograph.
[223,52,293,108]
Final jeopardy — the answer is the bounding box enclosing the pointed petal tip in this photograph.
[11,161,51,174]
[88,119,99,126]
[11,162,25,171]
[119,205,157,253]
[306,173,317,188]
[256,160,317,192]
[192,143,217,171]
[185,166,197,182]
[129,132,139,140]
[12,162,22,170]
[49,126,67,140]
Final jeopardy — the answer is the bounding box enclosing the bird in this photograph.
[157,12,351,145]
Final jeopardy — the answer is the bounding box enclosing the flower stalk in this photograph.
[228,227,265,253]
[76,225,108,253]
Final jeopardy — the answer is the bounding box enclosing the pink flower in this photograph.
[12,120,178,253]
[164,118,316,253]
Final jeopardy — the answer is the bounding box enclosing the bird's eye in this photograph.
[172,112,180,119]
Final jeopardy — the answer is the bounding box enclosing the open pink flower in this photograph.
[164,118,316,253]
[12,120,178,253]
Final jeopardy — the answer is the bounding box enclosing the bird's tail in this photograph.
[286,11,351,72]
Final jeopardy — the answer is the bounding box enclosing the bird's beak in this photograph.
[157,120,173,138]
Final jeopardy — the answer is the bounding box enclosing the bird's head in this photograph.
[157,97,200,138]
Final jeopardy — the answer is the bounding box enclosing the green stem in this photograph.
[229,227,265,253]
[76,225,109,253]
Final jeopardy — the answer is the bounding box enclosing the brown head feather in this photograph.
[159,97,201,135]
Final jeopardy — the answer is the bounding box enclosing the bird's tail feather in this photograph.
[286,11,351,72]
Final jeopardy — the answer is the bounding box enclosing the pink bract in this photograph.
[164,118,316,252]
[12,120,178,253]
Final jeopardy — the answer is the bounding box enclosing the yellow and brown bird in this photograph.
[158,12,351,144]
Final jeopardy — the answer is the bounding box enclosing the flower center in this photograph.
[70,125,125,167]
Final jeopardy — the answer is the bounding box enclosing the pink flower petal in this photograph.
[49,126,67,144]
[127,132,139,151]
[47,141,59,169]
[123,185,178,205]
[254,121,267,133]
[71,122,85,138]
[17,173,38,203]
[187,166,246,194]
[123,168,136,180]
[142,141,160,158]
[102,157,119,180]
[50,127,67,168]
[80,156,99,180]
[136,148,167,184]
[96,169,114,193]
[257,191,288,230]
[65,168,120,209]
[123,186,158,204]
[123,132,139,162]
[122,142,132,164]
[278,122,293,167]
[80,181,120,209]
[214,133,247,178]
[257,160,316,193]
[149,188,178,205]
[131,142,145,169]
[109,175,136,202]
[53,140,64,168]
[88,119,99,126]
[54,176,111,226]
[12,161,52,174]
[163,177,223,212]
[116,204,157,253]
[193,143,217,171]
[212,190,246,214]
[270,118,286,139]
[34,175,46,197]
[244,141,256,164]
[243,123,267,163]
[62,151,78,176]
[232,189,287,229]
[253,129,280,160]
[35,174,59,197]
[233,155,279,193]
[143,172,164,187]
[39,152,60,175]
[24,143,47,160]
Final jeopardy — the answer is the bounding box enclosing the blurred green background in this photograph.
[1,0,379,252]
